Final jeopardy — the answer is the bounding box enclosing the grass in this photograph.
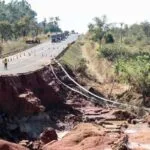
[57,33,149,109]
[98,40,150,98]
[59,40,83,70]
[59,36,115,83]
[1,34,48,58]
[2,39,34,57]
[82,40,115,83]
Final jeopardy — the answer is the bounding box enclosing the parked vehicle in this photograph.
[26,37,40,44]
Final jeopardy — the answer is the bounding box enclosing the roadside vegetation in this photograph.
[59,37,85,71]
[0,0,62,57]
[88,15,150,102]
[1,34,48,57]
[60,16,149,108]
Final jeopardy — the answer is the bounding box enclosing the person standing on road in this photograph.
[3,58,8,70]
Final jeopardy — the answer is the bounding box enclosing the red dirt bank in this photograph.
[0,64,149,150]
[0,66,64,116]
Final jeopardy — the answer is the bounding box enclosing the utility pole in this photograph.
[120,22,124,44]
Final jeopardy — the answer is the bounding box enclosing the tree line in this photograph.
[0,0,61,42]
[88,15,150,44]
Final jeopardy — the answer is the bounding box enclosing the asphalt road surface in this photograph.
[0,34,78,75]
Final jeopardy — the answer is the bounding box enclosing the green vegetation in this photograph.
[0,0,37,40]
[0,0,62,56]
[0,43,2,56]
[88,16,150,98]
[42,17,61,34]
[115,55,150,93]
[59,40,84,70]
[88,16,112,44]
[0,0,61,41]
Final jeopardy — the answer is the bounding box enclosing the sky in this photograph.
[5,0,150,33]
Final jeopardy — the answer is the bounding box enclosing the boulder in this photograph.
[0,140,28,150]
[112,110,136,120]
[42,123,128,150]
[19,140,41,150]
[40,127,58,144]
[125,123,150,150]
[18,91,45,115]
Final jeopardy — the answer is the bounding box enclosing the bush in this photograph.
[100,44,129,61]
[124,38,136,45]
[115,54,150,97]
[105,33,115,43]
[143,38,150,45]
[76,58,87,74]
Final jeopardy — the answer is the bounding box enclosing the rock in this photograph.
[40,127,58,144]
[121,122,128,129]
[144,115,150,126]
[103,124,121,130]
[32,141,41,150]
[112,110,136,120]
[86,86,105,98]
[130,118,143,124]
[0,66,65,116]
[0,140,28,150]
[18,91,45,115]
[19,140,41,150]
[112,134,128,150]
[19,140,29,147]
[100,109,110,114]
[125,123,150,150]
[42,123,128,150]
[142,96,150,107]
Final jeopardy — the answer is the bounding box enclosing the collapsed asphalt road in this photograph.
[0,59,150,149]
[0,34,78,75]
[0,35,150,150]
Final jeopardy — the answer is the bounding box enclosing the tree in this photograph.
[29,20,40,36]
[105,33,114,43]
[123,24,129,37]
[44,17,61,33]
[129,24,145,40]
[0,21,12,41]
[88,16,109,45]
[16,16,31,37]
[141,21,150,37]
[55,16,60,22]
[0,44,3,57]
[0,0,62,40]
[42,18,47,33]
[0,0,38,39]
[93,15,107,29]
[88,23,94,32]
